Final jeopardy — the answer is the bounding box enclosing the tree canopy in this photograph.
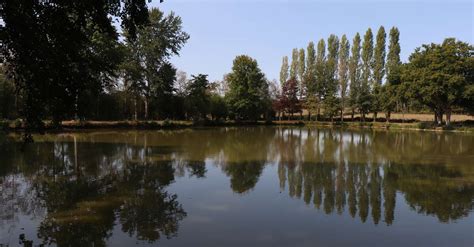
[226,55,270,121]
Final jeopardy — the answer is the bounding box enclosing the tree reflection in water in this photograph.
[0,127,473,245]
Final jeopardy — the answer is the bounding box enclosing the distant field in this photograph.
[296,110,473,122]
[358,113,472,122]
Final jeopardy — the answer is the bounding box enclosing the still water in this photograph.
[0,127,473,246]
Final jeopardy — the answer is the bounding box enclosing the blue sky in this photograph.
[152,0,473,82]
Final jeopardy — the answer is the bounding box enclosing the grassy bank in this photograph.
[1,118,473,133]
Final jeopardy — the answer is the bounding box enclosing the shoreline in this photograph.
[1,119,473,133]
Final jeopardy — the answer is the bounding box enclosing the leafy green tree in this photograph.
[290,48,299,80]
[298,48,306,98]
[0,65,17,119]
[185,74,210,120]
[371,26,386,121]
[402,38,473,125]
[359,28,374,121]
[151,62,177,119]
[315,39,327,119]
[0,0,152,139]
[349,33,362,121]
[338,35,350,122]
[382,27,401,122]
[304,42,317,119]
[131,8,189,119]
[280,56,289,86]
[210,94,228,121]
[324,34,340,121]
[122,41,145,121]
[226,55,270,121]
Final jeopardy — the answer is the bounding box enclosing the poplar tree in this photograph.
[324,34,340,121]
[280,56,289,86]
[298,48,306,98]
[304,42,317,120]
[290,48,299,80]
[359,28,374,121]
[314,39,327,120]
[382,27,401,122]
[349,33,362,121]
[338,35,350,122]
[371,26,386,121]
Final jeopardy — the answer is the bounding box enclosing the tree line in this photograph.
[0,0,274,138]
[1,0,473,140]
[276,27,473,125]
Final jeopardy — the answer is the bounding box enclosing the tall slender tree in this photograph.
[359,28,374,121]
[298,48,306,99]
[304,42,317,120]
[349,33,362,121]
[315,39,327,120]
[280,56,289,86]
[324,34,340,121]
[371,26,386,121]
[137,8,189,120]
[290,48,299,80]
[382,27,401,122]
[338,35,350,122]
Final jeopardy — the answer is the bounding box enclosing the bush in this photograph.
[0,120,9,131]
[417,122,434,129]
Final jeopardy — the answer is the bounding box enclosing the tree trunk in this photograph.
[373,112,377,122]
[351,109,354,122]
[401,104,405,123]
[134,97,138,121]
[308,111,311,121]
[144,97,148,120]
[445,107,451,126]
[340,99,344,122]
[435,109,444,125]
[385,111,391,123]
[361,112,365,122]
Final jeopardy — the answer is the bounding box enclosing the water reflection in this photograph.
[0,128,473,245]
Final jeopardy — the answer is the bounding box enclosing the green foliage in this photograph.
[402,38,473,125]
[359,28,374,118]
[0,65,17,119]
[372,26,386,114]
[315,39,327,102]
[323,95,340,121]
[185,74,210,120]
[387,27,401,85]
[290,48,299,80]
[349,33,362,114]
[298,48,306,97]
[339,35,350,119]
[305,42,317,95]
[210,94,228,121]
[124,7,189,120]
[226,55,270,121]
[323,34,340,120]
[382,27,402,116]
[280,56,289,86]
[0,0,151,134]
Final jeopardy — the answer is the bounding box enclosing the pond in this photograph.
[0,127,473,246]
